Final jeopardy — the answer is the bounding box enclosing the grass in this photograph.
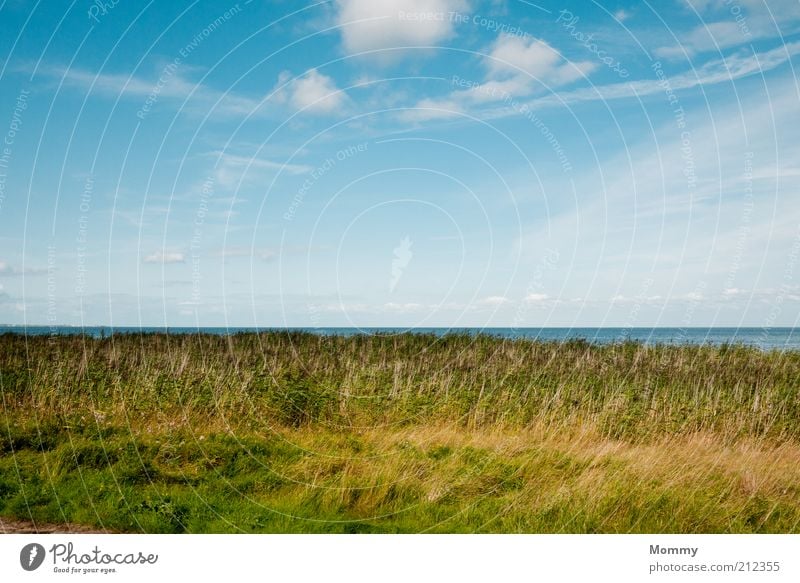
[1,331,799,533]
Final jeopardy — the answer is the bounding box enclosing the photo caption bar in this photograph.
[1,534,796,582]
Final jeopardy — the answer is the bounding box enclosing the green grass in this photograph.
[1,332,799,532]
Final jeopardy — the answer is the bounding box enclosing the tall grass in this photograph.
[1,332,799,533]
[2,332,798,440]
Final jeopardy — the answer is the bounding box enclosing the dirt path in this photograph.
[0,517,110,534]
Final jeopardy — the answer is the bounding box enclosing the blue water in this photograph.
[0,326,798,351]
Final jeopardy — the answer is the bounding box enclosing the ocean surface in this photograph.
[0,326,798,351]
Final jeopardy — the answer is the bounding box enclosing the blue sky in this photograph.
[0,0,798,327]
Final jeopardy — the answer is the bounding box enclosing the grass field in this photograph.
[1,332,799,533]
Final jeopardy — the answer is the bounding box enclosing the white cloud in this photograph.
[655,21,745,59]
[516,41,800,112]
[0,261,46,276]
[403,33,595,120]
[209,151,312,190]
[513,71,800,322]
[614,9,631,22]
[486,34,594,86]
[273,69,348,114]
[143,251,185,264]
[656,0,800,58]
[31,64,262,117]
[215,153,311,175]
[479,295,511,306]
[524,292,549,302]
[398,97,465,121]
[336,0,468,59]
[398,33,799,129]
[463,75,533,104]
[0,262,17,276]
[260,249,278,262]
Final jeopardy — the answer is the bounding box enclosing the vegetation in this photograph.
[1,331,799,533]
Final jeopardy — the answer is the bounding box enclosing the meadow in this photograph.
[1,332,799,533]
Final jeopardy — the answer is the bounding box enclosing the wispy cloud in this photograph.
[524,293,549,302]
[656,0,800,58]
[143,250,185,264]
[0,261,46,276]
[213,247,278,261]
[478,295,511,306]
[506,41,800,113]
[614,9,632,22]
[400,39,799,127]
[27,63,263,117]
[514,74,800,308]
[32,65,349,117]
[208,151,312,190]
[336,0,468,60]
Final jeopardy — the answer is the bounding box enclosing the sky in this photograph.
[0,0,798,328]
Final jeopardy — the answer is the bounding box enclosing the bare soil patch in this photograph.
[0,517,110,534]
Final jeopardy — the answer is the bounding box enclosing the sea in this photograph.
[0,326,798,351]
